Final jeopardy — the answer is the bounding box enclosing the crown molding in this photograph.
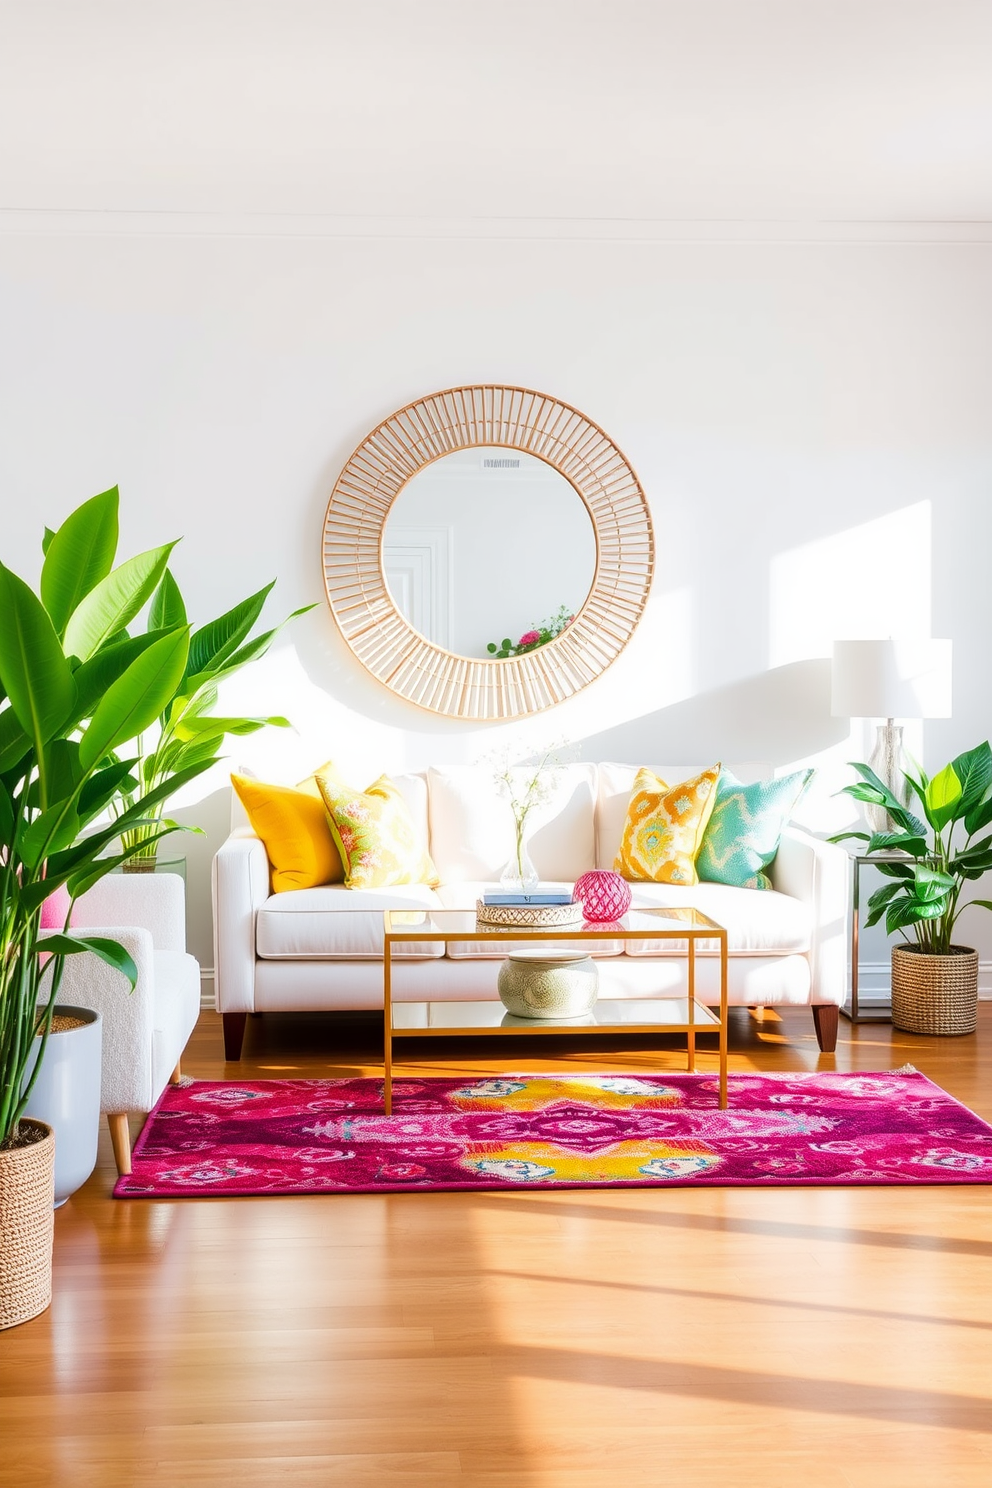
[2,209,992,245]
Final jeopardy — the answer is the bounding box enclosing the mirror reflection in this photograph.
[383,446,595,658]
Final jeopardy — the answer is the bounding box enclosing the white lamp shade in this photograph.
[831,638,952,719]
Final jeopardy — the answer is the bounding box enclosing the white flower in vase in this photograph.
[490,743,568,891]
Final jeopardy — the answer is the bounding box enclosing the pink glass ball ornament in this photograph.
[573,869,632,923]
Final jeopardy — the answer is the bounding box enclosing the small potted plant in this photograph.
[832,743,992,1034]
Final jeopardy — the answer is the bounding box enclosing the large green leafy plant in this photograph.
[0,487,303,1148]
[113,573,310,866]
[832,742,992,954]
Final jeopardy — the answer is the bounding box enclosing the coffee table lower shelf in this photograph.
[385,997,725,1114]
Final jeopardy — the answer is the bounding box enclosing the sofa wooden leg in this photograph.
[812,1004,839,1053]
[108,1113,132,1176]
[223,1012,248,1061]
[168,1058,182,1085]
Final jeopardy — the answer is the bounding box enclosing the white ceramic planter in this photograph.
[22,1006,102,1207]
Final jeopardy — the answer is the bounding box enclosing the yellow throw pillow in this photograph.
[316,772,439,890]
[231,772,344,892]
[614,765,721,885]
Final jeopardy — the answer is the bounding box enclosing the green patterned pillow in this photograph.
[696,769,813,891]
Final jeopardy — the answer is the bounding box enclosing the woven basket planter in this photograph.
[0,1119,55,1330]
[891,944,979,1036]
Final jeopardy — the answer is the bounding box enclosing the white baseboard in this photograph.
[852,960,992,1004]
[199,969,215,1012]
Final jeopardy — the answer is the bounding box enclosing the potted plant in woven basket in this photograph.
[832,743,992,1035]
[0,487,240,1328]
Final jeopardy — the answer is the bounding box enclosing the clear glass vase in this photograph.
[499,829,539,891]
[865,722,911,834]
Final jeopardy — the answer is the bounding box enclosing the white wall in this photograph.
[2,228,991,977]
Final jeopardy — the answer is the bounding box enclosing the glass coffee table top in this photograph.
[384,905,726,939]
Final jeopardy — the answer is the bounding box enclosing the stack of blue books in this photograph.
[481,890,574,906]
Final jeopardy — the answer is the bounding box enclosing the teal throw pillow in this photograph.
[696,769,813,891]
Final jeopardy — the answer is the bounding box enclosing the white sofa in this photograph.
[213,762,848,1060]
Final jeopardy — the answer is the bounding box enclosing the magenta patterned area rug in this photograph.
[114,1068,992,1197]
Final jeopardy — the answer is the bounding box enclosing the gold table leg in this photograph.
[719,933,728,1109]
[687,936,696,1074]
[383,938,392,1116]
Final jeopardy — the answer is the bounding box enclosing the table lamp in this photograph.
[831,638,952,832]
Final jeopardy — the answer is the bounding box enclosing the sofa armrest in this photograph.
[770,827,848,1007]
[212,829,270,1015]
[71,872,186,952]
[42,926,158,1113]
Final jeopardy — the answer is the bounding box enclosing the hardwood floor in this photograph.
[3,1006,992,1487]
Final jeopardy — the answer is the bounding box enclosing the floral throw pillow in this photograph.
[316,773,439,890]
[614,765,720,885]
[696,768,813,890]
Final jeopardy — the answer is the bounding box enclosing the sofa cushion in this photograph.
[622,882,812,956]
[256,884,445,959]
[428,764,597,883]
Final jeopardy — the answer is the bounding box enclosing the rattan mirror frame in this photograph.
[322,385,654,720]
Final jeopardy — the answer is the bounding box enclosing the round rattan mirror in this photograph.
[321,385,653,720]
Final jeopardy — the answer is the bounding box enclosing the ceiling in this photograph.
[2,0,991,227]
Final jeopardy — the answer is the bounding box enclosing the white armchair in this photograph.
[57,873,201,1175]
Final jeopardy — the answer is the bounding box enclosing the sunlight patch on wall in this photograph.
[165,644,408,809]
[781,723,870,838]
[619,583,695,709]
[769,503,932,670]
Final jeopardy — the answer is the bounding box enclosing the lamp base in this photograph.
[865,721,911,834]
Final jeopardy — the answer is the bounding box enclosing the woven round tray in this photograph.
[476,900,585,929]
[891,944,978,1035]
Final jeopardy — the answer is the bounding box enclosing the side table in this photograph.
[842,851,909,1024]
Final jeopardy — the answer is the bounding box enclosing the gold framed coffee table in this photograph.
[382,906,729,1113]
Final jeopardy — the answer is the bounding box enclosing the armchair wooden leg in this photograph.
[169,1058,182,1085]
[108,1113,132,1176]
[223,1011,248,1061]
[812,1004,839,1053]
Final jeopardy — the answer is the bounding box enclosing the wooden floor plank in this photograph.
[2,1005,992,1486]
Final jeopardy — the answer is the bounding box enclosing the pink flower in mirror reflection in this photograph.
[518,630,541,647]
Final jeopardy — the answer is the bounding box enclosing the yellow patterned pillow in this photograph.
[614,765,721,885]
[316,772,439,890]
